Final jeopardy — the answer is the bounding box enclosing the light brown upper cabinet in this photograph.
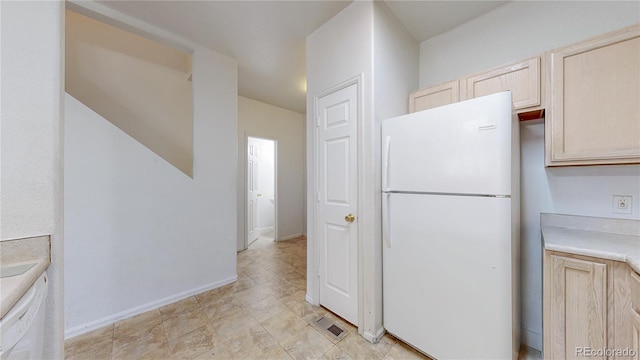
[546,24,640,166]
[462,57,541,111]
[408,80,459,113]
[409,57,543,116]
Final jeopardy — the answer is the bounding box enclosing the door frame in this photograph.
[308,74,364,331]
[243,134,278,250]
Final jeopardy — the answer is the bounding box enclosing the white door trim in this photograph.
[242,134,278,250]
[309,74,364,331]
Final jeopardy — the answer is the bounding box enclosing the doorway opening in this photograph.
[246,136,277,249]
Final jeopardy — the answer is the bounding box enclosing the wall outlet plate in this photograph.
[613,195,632,214]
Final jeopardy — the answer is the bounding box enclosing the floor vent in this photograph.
[313,316,347,341]
[327,324,344,337]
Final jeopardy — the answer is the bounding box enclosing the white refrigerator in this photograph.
[381,91,520,360]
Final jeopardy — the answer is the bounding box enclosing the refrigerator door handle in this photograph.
[382,192,391,248]
[382,135,391,191]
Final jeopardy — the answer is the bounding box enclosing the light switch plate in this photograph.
[613,195,632,214]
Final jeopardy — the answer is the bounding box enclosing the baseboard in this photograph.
[64,275,238,339]
[305,293,319,306]
[278,233,303,241]
[259,227,274,235]
[362,326,386,344]
[521,327,542,351]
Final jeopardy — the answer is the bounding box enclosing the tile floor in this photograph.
[64,237,428,360]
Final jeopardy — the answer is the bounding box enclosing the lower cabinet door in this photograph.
[545,254,608,359]
[632,311,640,360]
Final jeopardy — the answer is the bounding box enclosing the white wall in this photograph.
[66,9,194,176]
[306,0,375,338]
[418,1,640,350]
[372,0,419,340]
[237,96,305,250]
[64,5,238,336]
[0,1,65,358]
[306,0,418,341]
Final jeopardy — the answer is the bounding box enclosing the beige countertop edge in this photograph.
[0,259,50,319]
[542,225,640,274]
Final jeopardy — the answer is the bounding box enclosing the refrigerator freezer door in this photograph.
[382,192,514,359]
[382,91,513,196]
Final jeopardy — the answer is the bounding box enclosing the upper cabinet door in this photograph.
[408,80,459,113]
[463,57,541,111]
[546,24,640,166]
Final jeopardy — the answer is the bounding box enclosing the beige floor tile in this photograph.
[64,324,113,358]
[337,333,397,360]
[201,295,245,323]
[210,309,260,341]
[196,284,235,305]
[113,309,163,340]
[160,296,201,321]
[262,345,295,360]
[246,296,290,323]
[296,302,329,325]
[65,341,113,360]
[168,325,215,359]
[136,342,171,360]
[383,341,430,360]
[320,346,355,360]
[192,345,233,360]
[221,324,282,359]
[112,323,168,360]
[279,290,307,311]
[262,282,301,300]
[261,310,309,343]
[233,285,272,308]
[163,307,208,340]
[280,326,334,360]
[231,275,259,293]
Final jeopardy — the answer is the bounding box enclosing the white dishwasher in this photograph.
[0,272,48,360]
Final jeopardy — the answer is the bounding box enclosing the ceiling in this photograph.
[96,1,508,113]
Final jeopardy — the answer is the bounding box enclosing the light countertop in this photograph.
[541,213,640,273]
[0,236,51,318]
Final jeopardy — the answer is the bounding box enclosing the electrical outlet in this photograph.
[613,195,632,214]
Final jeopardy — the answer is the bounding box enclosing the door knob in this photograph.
[257,193,262,197]
[345,214,355,223]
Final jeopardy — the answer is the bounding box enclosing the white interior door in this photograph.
[247,139,260,245]
[316,83,358,324]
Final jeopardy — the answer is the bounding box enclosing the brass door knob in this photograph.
[345,214,355,223]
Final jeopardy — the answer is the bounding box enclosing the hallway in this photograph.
[64,237,426,359]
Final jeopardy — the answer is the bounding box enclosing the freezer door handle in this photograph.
[382,193,391,248]
[382,135,391,191]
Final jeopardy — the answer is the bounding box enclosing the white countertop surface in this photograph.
[541,213,640,273]
[0,236,51,319]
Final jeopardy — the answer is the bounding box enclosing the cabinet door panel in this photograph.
[632,311,640,360]
[464,57,540,110]
[548,255,607,359]
[547,25,640,166]
[409,80,459,113]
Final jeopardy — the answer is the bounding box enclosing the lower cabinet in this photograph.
[631,271,640,360]
[632,311,640,360]
[543,251,637,359]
